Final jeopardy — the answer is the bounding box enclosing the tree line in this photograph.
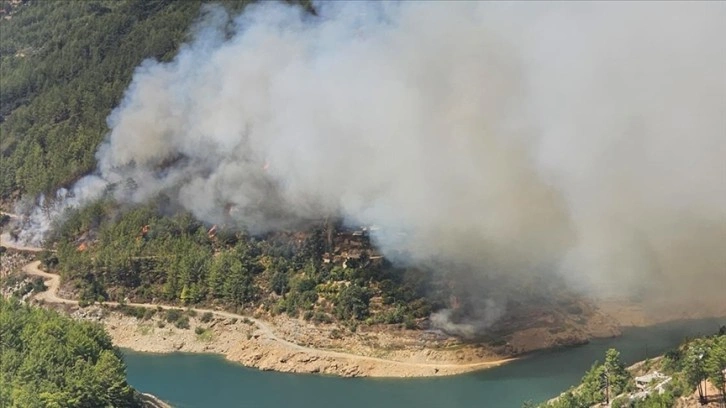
[47,200,441,328]
[0,0,317,199]
[531,326,726,408]
[0,297,143,407]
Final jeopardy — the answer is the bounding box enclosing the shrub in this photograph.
[200,312,213,323]
[31,277,47,293]
[165,309,182,323]
[14,282,34,297]
[174,316,190,330]
[119,305,146,319]
[196,328,214,342]
[142,308,156,320]
[610,397,627,408]
[270,269,289,295]
[312,311,332,324]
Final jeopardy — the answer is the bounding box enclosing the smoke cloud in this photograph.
[11,2,726,323]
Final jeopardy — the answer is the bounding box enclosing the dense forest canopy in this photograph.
[0,0,306,198]
[47,199,442,328]
[0,0,450,334]
[0,297,142,407]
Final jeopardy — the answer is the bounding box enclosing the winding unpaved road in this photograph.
[2,218,514,374]
[18,261,513,371]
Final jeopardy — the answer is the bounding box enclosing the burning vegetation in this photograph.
[2,1,724,347]
[37,199,621,343]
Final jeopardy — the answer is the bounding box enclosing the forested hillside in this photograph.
[46,199,441,328]
[533,327,726,408]
[0,0,440,331]
[0,0,259,199]
[1,0,603,342]
[0,297,143,407]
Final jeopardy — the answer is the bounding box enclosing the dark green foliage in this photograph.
[174,315,190,330]
[0,297,141,407]
[312,311,332,324]
[162,308,190,329]
[200,311,213,323]
[632,392,675,408]
[0,0,214,197]
[53,201,437,324]
[536,329,726,408]
[535,348,632,408]
[276,274,318,315]
[680,334,726,403]
[0,0,317,199]
[0,0,429,325]
[12,276,46,297]
[117,305,146,319]
[164,308,182,323]
[142,308,156,320]
[604,348,630,396]
[335,283,371,321]
[270,268,290,296]
[40,250,59,268]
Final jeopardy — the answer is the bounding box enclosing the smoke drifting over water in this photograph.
[13,2,726,317]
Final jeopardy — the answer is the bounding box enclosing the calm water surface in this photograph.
[124,317,724,408]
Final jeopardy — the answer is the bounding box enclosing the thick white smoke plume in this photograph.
[11,2,726,323]
[9,176,107,247]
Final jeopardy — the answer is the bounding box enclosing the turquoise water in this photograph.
[123,317,724,408]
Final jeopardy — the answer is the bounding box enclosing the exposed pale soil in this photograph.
[9,258,516,377]
[1,224,622,378]
[3,224,721,379]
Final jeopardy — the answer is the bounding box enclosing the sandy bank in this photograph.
[96,310,515,378]
[13,260,515,378]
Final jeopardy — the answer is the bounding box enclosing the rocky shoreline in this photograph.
[91,300,624,378]
[95,307,516,378]
[52,297,726,380]
[7,245,719,381]
[2,257,622,379]
[138,392,173,408]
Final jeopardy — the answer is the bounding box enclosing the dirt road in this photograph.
[15,258,513,374]
[2,214,514,373]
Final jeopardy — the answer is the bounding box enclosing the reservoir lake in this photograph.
[123,317,724,408]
